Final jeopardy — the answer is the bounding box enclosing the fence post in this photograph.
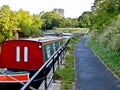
[53,57,55,83]
[44,67,47,90]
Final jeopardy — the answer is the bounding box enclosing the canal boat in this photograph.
[0,36,64,90]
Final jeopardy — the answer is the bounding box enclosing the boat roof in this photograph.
[20,36,63,43]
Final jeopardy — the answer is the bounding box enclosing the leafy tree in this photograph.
[90,0,119,30]
[72,18,79,27]
[78,11,91,28]
[17,9,43,37]
[17,9,32,37]
[41,11,62,30]
[0,5,18,42]
[59,17,73,28]
[32,14,43,29]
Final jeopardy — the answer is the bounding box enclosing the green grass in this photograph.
[46,28,89,34]
[56,37,81,90]
[87,39,120,77]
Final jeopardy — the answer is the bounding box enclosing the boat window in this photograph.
[16,46,28,62]
[58,41,60,48]
[46,45,51,58]
[16,46,20,62]
[24,46,28,62]
[53,43,56,52]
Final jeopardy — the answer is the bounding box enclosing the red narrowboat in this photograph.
[0,37,64,90]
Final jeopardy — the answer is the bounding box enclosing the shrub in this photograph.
[89,30,99,41]
[111,34,120,55]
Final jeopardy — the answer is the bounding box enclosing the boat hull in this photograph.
[0,71,29,90]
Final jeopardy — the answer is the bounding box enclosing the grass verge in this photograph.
[56,37,81,90]
[87,39,120,77]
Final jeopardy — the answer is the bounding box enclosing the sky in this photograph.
[0,0,95,18]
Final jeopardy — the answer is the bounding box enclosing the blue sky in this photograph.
[0,0,95,18]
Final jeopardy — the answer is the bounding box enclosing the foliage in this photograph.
[41,11,62,30]
[87,39,120,77]
[0,5,81,40]
[89,14,120,55]
[59,18,72,28]
[41,10,79,30]
[0,5,18,42]
[0,5,44,42]
[78,11,91,28]
[59,18,79,28]
[32,14,43,29]
[88,13,120,78]
[87,0,120,77]
[111,34,120,55]
[17,9,43,37]
[90,0,120,30]
[72,18,79,27]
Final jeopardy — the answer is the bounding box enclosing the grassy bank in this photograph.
[46,28,89,34]
[56,37,81,90]
[87,39,120,77]
[87,14,120,78]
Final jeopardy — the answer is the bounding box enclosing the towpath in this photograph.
[74,35,120,90]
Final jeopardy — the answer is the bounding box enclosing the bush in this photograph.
[88,30,99,41]
[111,34,120,55]
[89,14,120,54]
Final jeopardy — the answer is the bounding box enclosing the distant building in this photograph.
[53,8,64,17]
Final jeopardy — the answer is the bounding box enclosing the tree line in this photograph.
[0,5,81,43]
[1,0,119,43]
[78,0,120,30]
[0,5,43,42]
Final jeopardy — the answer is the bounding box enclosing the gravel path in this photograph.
[74,35,120,90]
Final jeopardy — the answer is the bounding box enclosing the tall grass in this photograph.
[87,39,120,77]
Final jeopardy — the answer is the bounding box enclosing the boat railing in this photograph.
[20,38,70,90]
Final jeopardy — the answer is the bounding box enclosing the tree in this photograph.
[31,14,43,37]
[41,11,62,30]
[72,18,79,27]
[32,14,43,28]
[78,11,91,28]
[17,9,32,37]
[0,5,18,42]
[90,0,119,30]
[17,9,43,37]
[59,17,74,28]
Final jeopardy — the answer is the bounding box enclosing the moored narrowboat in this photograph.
[0,36,64,90]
